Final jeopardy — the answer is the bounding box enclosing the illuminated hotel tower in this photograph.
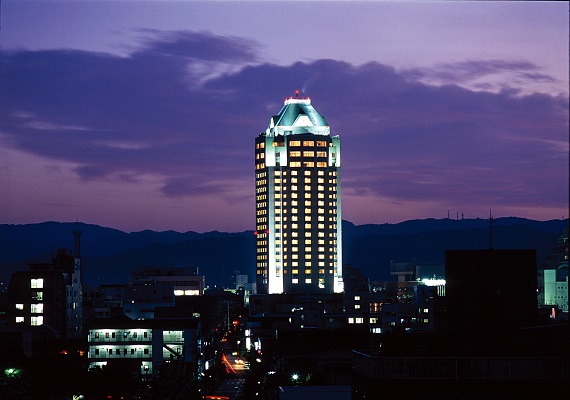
[255,95,342,294]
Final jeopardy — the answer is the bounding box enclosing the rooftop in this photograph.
[265,94,330,136]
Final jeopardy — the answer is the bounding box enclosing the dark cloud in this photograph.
[0,31,567,219]
[134,30,259,62]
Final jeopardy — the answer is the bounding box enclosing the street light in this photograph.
[291,373,299,384]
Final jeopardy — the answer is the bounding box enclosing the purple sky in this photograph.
[0,1,568,233]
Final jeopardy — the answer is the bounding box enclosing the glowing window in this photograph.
[31,303,43,313]
[290,151,301,157]
[305,278,312,284]
[31,279,43,289]
[317,162,327,167]
[303,141,314,146]
[316,141,327,147]
[290,140,301,146]
[31,316,43,326]
[303,151,314,157]
[16,304,24,310]
[16,317,24,323]
[303,162,314,167]
[290,162,301,167]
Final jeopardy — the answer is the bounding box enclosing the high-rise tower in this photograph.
[255,95,342,294]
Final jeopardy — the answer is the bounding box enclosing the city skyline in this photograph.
[0,1,568,233]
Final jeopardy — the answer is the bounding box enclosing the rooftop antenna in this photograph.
[489,208,494,250]
[295,89,299,99]
[51,221,54,261]
[72,220,82,259]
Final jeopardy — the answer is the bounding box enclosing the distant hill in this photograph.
[0,218,567,288]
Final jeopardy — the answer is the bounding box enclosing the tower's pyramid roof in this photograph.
[266,97,329,136]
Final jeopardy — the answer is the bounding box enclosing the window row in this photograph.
[288,140,328,147]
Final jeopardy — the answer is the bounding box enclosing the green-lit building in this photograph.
[254,95,342,294]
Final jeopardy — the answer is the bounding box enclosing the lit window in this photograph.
[290,140,301,146]
[355,304,361,310]
[31,279,43,289]
[31,316,43,326]
[355,318,364,324]
[292,279,299,284]
[31,303,43,313]
[290,162,301,167]
[355,296,361,301]
[303,151,314,157]
[305,278,312,284]
[303,141,314,146]
[16,317,24,323]
[348,318,355,324]
[290,151,301,157]
[16,304,24,310]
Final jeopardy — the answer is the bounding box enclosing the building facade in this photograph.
[86,317,202,378]
[7,246,83,339]
[255,95,342,294]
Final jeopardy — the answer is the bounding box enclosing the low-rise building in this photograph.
[86,315,202,378]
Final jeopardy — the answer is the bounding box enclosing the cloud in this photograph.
[0,31,567,227]
[401,59,559,94]
[134,29,259,63]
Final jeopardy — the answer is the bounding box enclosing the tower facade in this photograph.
[255,96,342,294]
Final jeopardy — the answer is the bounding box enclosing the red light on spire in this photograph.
[295,89,299,99]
